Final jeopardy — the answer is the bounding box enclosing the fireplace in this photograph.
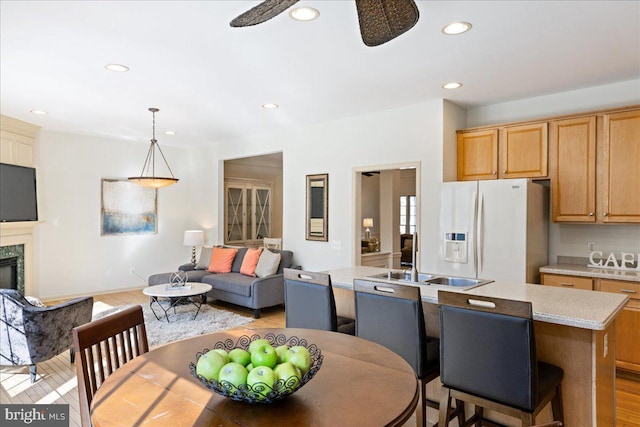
[0,245,24,294]
[0,257,19,290]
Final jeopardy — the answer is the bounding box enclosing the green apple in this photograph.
[195,350,226,381]
[247,366,275,399]
[274,361,301,390]
[285,346,312,375]
[251,344,277,368]
[248,338,271,354]
[229,348,251,366]
[213,348,230,364]
[245,363,254,371]
[275,345,289,364]
[217,362,248,388]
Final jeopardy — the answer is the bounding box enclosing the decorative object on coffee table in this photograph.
[169,271,189,288]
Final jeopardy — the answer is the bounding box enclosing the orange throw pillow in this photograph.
[240,247,263,277]
[208,247,238,273]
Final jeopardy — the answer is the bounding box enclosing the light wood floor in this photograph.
[2,289,639,427]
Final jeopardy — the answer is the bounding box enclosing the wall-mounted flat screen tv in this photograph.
[0,163,39,222]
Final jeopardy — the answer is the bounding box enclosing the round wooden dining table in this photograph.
[90,327,419,427]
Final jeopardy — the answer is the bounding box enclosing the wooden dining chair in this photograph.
[72,305,149,427]
[284,268,355,335]
[354,279,464,427]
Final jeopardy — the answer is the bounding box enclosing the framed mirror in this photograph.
[306,173,328,241]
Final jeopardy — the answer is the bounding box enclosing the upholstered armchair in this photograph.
[0,289,93,382]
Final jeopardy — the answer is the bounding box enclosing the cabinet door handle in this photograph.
[492,171,497,175]
[560,282,574,287]
[589,212,594,216]
[603,212,609,217]
[621,289,637,294]
[502,170,507,174]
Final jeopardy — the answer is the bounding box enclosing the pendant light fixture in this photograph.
[128,108,179,188]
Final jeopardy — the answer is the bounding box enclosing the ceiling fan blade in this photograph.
[230,0,300,27]
[355,0,420,47]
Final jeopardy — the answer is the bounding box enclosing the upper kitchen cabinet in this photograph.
[456,129,498,180]
[500,123,548,179]
[549,116,597,222]
[599,109,640,223]
[456,123,547,181]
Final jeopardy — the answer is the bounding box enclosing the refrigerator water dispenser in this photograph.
[444,232,468,263]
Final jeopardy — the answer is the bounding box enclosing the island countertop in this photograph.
[325,266,627,331]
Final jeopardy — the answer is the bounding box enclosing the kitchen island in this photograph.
[326,266,628,427]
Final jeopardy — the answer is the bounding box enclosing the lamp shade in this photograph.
[183,230,204,246]
[363,218,374,228]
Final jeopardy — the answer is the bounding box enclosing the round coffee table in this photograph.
[143,282,212,322]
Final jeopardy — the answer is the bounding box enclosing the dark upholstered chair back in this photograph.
[354,279,435,378]
[284,269,338,331]
[438,291,538,411]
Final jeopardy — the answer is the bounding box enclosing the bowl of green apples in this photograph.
[189,332,323,403]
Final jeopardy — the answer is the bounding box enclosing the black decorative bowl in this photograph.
[189,333,323,404]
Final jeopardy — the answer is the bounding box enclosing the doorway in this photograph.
[223,153,283,247]
[353,162,420,269]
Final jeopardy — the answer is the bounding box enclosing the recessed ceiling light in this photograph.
[164,130,176,135]
[30,109,48,115]
[104,63,130,72]
[442,82,463,89]
[262,103,279,109]
[289,7,320,21]
[442,21,472,35]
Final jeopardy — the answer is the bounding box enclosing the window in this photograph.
[400,195,416,234]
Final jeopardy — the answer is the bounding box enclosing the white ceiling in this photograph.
[1,1,639,148]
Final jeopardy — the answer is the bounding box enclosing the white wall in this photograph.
[199,100,446,272]
[34,130,192,299]
[465,79,640,262]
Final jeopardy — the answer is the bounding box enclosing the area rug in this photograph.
[92,301,254,348]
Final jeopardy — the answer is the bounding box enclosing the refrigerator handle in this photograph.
[477,191,483,275]
[472,191,478,276]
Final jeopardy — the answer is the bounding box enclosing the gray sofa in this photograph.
[148,247,295,318]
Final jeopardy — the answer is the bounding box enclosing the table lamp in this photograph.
[363,218,373,240]
[183,230,204,266]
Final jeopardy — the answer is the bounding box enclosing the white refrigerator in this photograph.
[436,178,549,284]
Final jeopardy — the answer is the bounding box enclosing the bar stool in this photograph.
[284,269,355,335]
[354,279,464,427]
[437,291,564,427]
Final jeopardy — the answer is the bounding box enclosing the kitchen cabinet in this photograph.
[499,122,548,179]
[540,273,594,290]
[599,279,640,374]
[224,179,272,246]
[549,116,597,222]
[599,110,640,223]
[456,129,498,180]
[456,123,547,181]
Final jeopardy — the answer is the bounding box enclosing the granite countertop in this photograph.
[326,266,628,331]
[540,263,640,283]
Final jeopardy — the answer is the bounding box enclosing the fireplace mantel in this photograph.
[1,221,44,236]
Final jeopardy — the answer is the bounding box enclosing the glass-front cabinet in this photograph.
[225,179,272,246]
